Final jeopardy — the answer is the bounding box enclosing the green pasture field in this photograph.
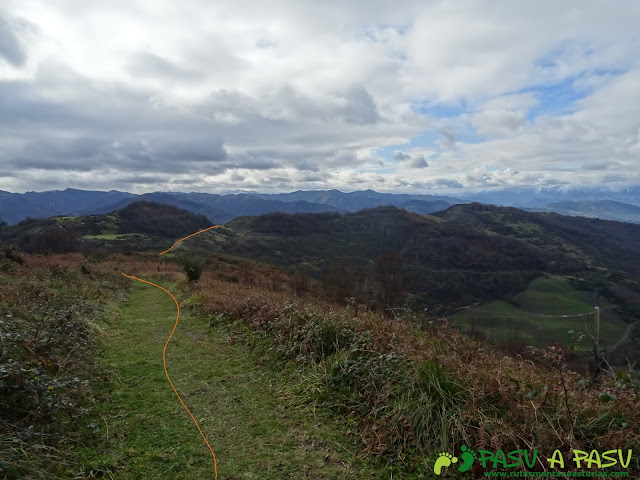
[451,276,628,350]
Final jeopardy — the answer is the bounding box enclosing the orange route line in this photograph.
[121,274,218,478]
[121,225,221,478]
[159,225,221,255]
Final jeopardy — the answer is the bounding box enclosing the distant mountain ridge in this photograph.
[3,185,640,226]
[530,200,640,223]
[253,189,464,211]
[456,185,640,208]
[0,188,134,225]
[0,188,463,225]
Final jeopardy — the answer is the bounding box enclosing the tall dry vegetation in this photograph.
[2,247,637,477]
[0,249,130,478]
[187,256,639,474]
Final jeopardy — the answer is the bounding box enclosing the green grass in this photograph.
[82,233,145,240]
[77,281,375,479]
[53,216,78,222]
[515,276,593,314]
[451,276,628,351]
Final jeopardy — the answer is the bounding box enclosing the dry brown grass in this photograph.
[183,254,640,474]
[12,250,631,475]
[0,251,131,477]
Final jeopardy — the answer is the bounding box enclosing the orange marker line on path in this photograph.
[121,273,218,479]
[159,225,221,255]
[121,225,221,478]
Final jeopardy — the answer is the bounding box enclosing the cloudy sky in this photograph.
[1,0,639,194]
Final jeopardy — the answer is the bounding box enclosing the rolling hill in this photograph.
[433,203,640,274]
[191,204,640,312]
[6,200,640,312]
[0,201,213,252]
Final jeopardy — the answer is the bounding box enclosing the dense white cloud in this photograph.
[0,0,639,193]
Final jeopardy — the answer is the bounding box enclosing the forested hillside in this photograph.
[2,201,639,478]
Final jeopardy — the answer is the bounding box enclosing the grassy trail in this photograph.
[80,280,375,479]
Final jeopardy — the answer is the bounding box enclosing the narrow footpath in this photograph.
[80,281,375,479]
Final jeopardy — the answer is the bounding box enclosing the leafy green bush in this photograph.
[179,254,205,282]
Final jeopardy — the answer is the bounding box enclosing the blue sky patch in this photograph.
[522,68,622,121]
[412,101,468,119]
[522,78,587,121]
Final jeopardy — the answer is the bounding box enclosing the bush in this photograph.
[179,254,205,282]
[2,245,24,264]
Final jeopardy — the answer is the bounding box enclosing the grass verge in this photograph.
[77,278,377,479]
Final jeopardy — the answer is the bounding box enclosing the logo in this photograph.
[433,452,457,475]
[434,445,476,475]
[433,446,633,476]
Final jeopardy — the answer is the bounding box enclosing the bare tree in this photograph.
[323,262,357,303]
[376,249,405,309]
[290,266,310,296]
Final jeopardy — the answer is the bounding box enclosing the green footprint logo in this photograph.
[458,445,477,472]
[433,452,458,475]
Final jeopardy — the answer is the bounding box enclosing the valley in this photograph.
[1,200,639,478]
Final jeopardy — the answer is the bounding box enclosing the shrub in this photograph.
[2,245,24,264]
[178,254,205,282]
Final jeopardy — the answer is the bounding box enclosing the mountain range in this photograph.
[0,188,464,225]
[455,185,640,207]
[3,186,640,226]
[529,200,640,223]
